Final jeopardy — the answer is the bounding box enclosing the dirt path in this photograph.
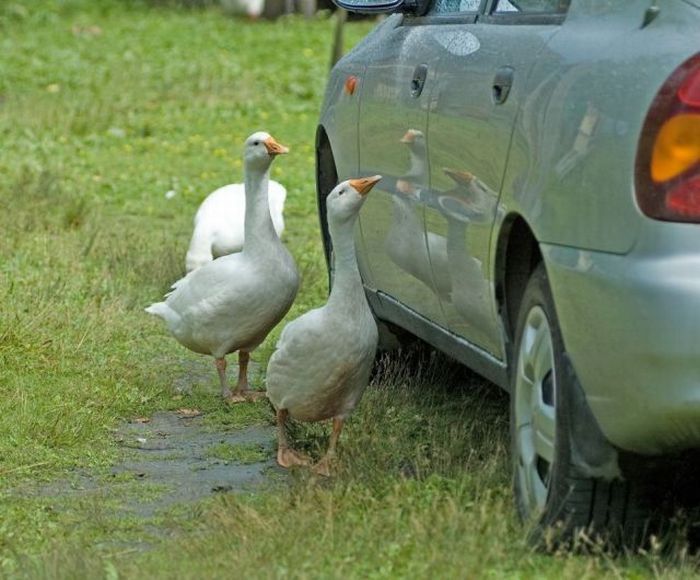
[111,411,279,517]
[19,402,283,552]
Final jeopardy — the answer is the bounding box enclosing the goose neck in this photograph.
[328,216,365,308]
[243,165,277,253]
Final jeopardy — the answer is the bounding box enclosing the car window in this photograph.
[430,0,481,15]
[492,0,570,12]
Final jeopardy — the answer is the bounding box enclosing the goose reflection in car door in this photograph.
[384,129,451,301]
[434,168,499,336]
[357,24,452,328]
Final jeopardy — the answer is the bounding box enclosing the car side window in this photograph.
[493,0,570,12]
[430,0,481,15]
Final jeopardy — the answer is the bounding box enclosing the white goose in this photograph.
[185,179,286,273]
[266,176,381,476]
[146,132,299,403]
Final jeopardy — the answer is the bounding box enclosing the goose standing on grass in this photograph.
[266,176,381,476]
[185,179,287,273]
[146,132,299,403]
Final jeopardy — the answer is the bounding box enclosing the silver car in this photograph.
[316,0,700,542]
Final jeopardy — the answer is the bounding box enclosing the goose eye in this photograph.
[253,141,259,146]
[338,190,344,196]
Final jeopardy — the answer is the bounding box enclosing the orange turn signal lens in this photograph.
[344,75,357,96]
[651,113,700,182]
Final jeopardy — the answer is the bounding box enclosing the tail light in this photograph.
[635,53,700,222]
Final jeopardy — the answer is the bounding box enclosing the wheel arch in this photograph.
[496,214,622,485]
[315,124,338,276]
[493,213,543,351]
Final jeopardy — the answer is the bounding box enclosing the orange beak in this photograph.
[264,136,290,156]
[349,175,382,197]
[400,130,417,144]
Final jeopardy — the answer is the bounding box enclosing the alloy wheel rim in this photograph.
[514,305,557,519]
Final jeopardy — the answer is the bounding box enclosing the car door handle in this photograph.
[492,66,514,105]
[411,64,428,98]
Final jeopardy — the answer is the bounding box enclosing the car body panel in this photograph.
[544,240,700,454]
[318,0,700,455]
[426,22,557,357]
[498,0,700,254]
[356,24,459,327]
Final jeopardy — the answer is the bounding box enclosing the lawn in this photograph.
[0,1,698,578]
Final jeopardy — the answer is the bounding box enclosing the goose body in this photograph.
[185,180,287,272]
[267,176,381,475]
[221,0,266,18]
[147,132,298,402]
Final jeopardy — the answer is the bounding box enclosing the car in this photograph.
[315,0,700,544]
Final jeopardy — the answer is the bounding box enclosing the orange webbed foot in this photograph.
[225,390,267,404]
[277,446,311,469]
[312,456,335,477]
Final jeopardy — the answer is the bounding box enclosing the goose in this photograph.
[221,0,266,18]
[146,132,299,403]
[185,179,286,273]
[266,176,382,476]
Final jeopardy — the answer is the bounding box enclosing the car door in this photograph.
[357,20,461,326]
[423,0,569,358]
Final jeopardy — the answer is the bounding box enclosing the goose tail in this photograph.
[145,301,171,320]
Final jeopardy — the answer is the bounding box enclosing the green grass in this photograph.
[0,1,698,578]
[205,442,268,463]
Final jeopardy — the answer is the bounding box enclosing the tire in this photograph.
[510,263,655,548]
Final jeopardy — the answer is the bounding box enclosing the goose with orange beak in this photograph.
[266,176,382,476]
[147,132,299,403]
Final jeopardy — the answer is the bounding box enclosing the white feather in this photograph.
[185,180,286,272]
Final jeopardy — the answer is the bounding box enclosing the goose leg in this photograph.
[215,357,231,399]
[227,351,265,404]
[276,409,311,468]
[313,416,345,477]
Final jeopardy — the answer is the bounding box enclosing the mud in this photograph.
[110,411,280,517]
[26,410,282,528]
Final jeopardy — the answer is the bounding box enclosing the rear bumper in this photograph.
[543,243,700,455]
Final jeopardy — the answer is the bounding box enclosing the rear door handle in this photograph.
[492,66,514,105]
[411,64,428,98]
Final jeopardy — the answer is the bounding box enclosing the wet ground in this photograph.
[15,408,282,552]
[111,410,279,516]
[14,357,285,551]
[28,408,280,504]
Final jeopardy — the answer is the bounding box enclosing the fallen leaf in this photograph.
[133,417,151,424]
[176,408,202,418]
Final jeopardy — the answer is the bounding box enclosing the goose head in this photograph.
[327,176,382,224]
[400,129,426,156]
[244,131,289,172]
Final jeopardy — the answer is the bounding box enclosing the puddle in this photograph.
[17,409,284,552]
[109,411,280,517]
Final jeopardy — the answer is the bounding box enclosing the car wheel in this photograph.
[511,263,654,547]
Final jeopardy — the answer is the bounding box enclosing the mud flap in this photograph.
[562,352,622,481]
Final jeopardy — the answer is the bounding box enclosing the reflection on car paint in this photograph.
[385,130,451,299]
[380,128,502,342]
[555,102,601,177]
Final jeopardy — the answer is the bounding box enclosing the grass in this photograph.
[0,1,698,578]
[205,442,268,463]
